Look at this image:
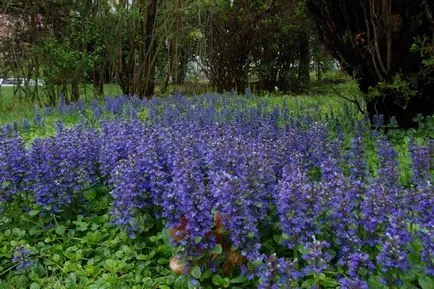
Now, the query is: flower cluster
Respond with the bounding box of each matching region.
[11,246,34,271]
[0,131,28,203]
[28,126,99,212]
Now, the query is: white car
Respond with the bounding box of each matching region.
[0,78,45,87]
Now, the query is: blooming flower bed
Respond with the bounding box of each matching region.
[0,93,433,288]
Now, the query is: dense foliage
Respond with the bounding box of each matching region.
[1,0,318,100]
[0,93,433,288]
[307,0,434,127]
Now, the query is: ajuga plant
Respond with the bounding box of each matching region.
[0,92,433,288]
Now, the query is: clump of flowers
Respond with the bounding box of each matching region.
[12,246,35,271]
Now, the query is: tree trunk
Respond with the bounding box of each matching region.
[93,67,104,97]
[298,30,310,91]
[176,48,188,85]
[162,37,177,94]
[71,78,80,102]
[143,0,157,99]
[307,0,434,128]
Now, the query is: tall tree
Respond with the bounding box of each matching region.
[196,0,278,93]
[1,0,109,103]
[250,0,315,92]
[307,0,434,127]
[114,0,161,98]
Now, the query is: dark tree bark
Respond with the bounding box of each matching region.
[298,30,311,91]
[143,0,157,98]
[118,37,135,95]
[116,0,159,99]
[71,78,80,102]
[307,0,434,128]
[93,66,104,97]
[202,0,277,93]
[176,47,188,85]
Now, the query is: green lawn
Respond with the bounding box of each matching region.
[0,84,123,123]
[0,79,363,125]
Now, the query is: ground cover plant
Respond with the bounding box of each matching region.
[0,92,433,289]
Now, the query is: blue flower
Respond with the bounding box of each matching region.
[12,247,34,271]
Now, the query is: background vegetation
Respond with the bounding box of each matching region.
[2,0,432,128]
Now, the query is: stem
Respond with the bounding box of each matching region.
[0,263,18,276]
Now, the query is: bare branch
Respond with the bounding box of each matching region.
[331,86,365,115]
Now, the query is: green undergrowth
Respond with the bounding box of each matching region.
[0,186,191,289]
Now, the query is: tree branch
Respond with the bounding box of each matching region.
[331,85,365,114]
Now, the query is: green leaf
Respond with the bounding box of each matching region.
[296,244,309,255]
[55,225,65,236]
[1,181,11,189]
[211,244,223,255]
[149,235,160,243]
[84,264,100,276]
[201,269,213,280]
[301,279,315,289]
[28,210,40,217]
[221,277,231,288]
[368,276,388,289]
[272,234,283,244]
[66,273,77,285]
[212,275,223,286]
[52,253,61,263]
[418,276,434,289]
[191,265,201,279]
[194,236,202,244]
[230,276,248,284]
[159,286,171,289]
[10,275,28,288]
[136,254,148,260]
[64,246,79,260]
[30,283,40,289]
[84,189,97,201]
[63,261,80,273]
[319,276,339,287]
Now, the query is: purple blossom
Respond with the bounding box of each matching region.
[301,237,332,275]
[12,247,34,271]
[0,132,29,203]
[377,215,412,274]
[339,277,368,289]
[376,135,400,188]
[257,254,278,289]
[409,140,431,188]
[347,131,367,182]
[91,99,102,119]
[22,118,30,130]
[372,114,384,128]
[29,126,99,211]
[347,252,375,278]
[34,110,43,126]
[167,133,214,252]
[277,163,319,249]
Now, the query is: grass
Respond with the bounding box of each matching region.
[0,77,362,126]
[0,84,122,124]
